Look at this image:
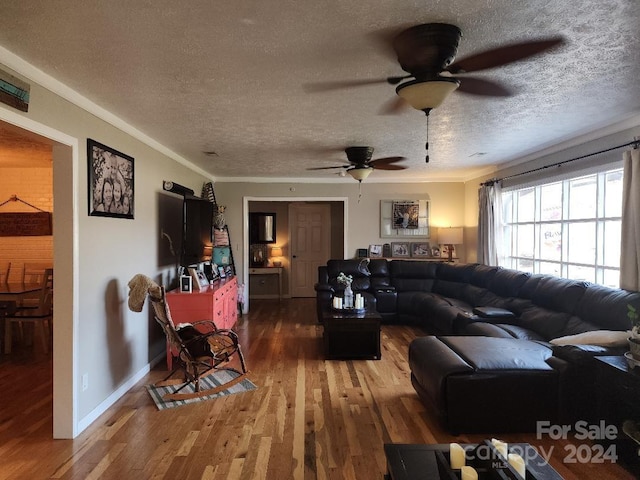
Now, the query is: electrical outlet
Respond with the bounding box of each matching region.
[82,373,89,391]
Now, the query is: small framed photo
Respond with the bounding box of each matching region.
[180,275,192,293]
[87,139,134,219]
[196,271,209,288]
[356,248,369,258]
[411,242,431,258]
[218,266,227,278]
[431,246,441,257]
[441,244,456,258]
[187,267,201,291]
[369,244,383,258]
[391,242,410,257]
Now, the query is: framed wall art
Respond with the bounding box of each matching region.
[391,242,410,257]
[411,242,432,258]
[380,199,429,238]
[369,244,383,258]
[87,138,134,219]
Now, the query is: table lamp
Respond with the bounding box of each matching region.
[439,227,463,262]
[271,246,283,267]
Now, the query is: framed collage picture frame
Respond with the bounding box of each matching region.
[380,199,430,238]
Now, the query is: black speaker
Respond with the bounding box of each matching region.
[162,180,194,197]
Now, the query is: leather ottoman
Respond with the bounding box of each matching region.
[408,335,559,433]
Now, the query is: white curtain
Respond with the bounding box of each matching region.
[620,148,640,291]
[477,182,503,266]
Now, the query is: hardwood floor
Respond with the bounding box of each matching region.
[0,298,637,479]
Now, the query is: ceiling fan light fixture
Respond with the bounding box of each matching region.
[347,166,373,181]
[395,77,460,112]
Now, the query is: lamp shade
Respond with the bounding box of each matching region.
[396,78,460,112]
[439,227,463,245]
[270,246,283,257]
[347,166,373,181]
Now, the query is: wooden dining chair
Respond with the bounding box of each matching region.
[4,268,53,354]
[22,262,53,283]
[0,261,10,283]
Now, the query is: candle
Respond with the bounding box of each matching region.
[460,466,478,480]
[508,453,526,478]
[449,442,465,469]
[491,438,508,458]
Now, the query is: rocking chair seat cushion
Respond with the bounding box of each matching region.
[176,324,214,358]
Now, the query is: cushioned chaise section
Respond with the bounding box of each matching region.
[408,336,473,415]
[409,336,558,433]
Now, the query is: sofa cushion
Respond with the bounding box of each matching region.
[489,268,531,298]
[468,264,500,288]
[531,276,588,314]
[326,259,372,291]
[368,259,392,289]
[575,284,640,331]
[517,306,573,340]
[390,260,438,292]
[550,330,631,347]
[440,336,553,371]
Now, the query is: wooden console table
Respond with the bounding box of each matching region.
[249,267,283,300]
[164,276,238,368]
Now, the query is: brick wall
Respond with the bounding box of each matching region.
[0,167,53,281]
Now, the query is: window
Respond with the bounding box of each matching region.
[500,167,623,288]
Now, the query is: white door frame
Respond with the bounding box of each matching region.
[242,196,348,313]
[0,108,79,439]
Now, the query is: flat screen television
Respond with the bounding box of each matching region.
[181,196,213,266]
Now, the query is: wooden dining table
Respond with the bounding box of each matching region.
[0,282,42,353]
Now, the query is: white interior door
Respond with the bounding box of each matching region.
[289,203,330,297]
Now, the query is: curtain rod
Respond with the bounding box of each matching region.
[481,138,640,187]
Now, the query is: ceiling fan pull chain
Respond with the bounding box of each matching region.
[425,115,430,163]
[358,180,363,203]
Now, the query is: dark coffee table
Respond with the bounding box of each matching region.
[320,302,381,360]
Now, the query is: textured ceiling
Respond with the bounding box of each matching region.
[1,0,640,181]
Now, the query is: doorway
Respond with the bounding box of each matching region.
[0,112,77,439]
[243,197,348,311]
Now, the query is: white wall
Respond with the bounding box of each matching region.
[0,56,210,437]
[215,181,468,286]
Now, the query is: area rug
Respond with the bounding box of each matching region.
[146,370,256,410]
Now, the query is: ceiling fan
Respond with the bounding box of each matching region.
[305,23,565,113]
[304,24,564,161]
[307,146,406,182]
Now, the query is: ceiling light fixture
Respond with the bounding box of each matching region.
[347,166,373,182]
[395,78,460,113]
[396,77,460,163]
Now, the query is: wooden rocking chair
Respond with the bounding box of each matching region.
[132,277,248,401]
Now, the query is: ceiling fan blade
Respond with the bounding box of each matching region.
[379,96,409,115]
[369,156,406,167]
[446,36,565,74]
[456,76,513,97]
[306,165,349,170]
[302,78,389,93]
[373,164,407,171]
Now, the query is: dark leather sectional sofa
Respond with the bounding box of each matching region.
[315,259,640,433]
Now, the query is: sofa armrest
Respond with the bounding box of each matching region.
[551,344,621,364]
[314,283,334,293]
